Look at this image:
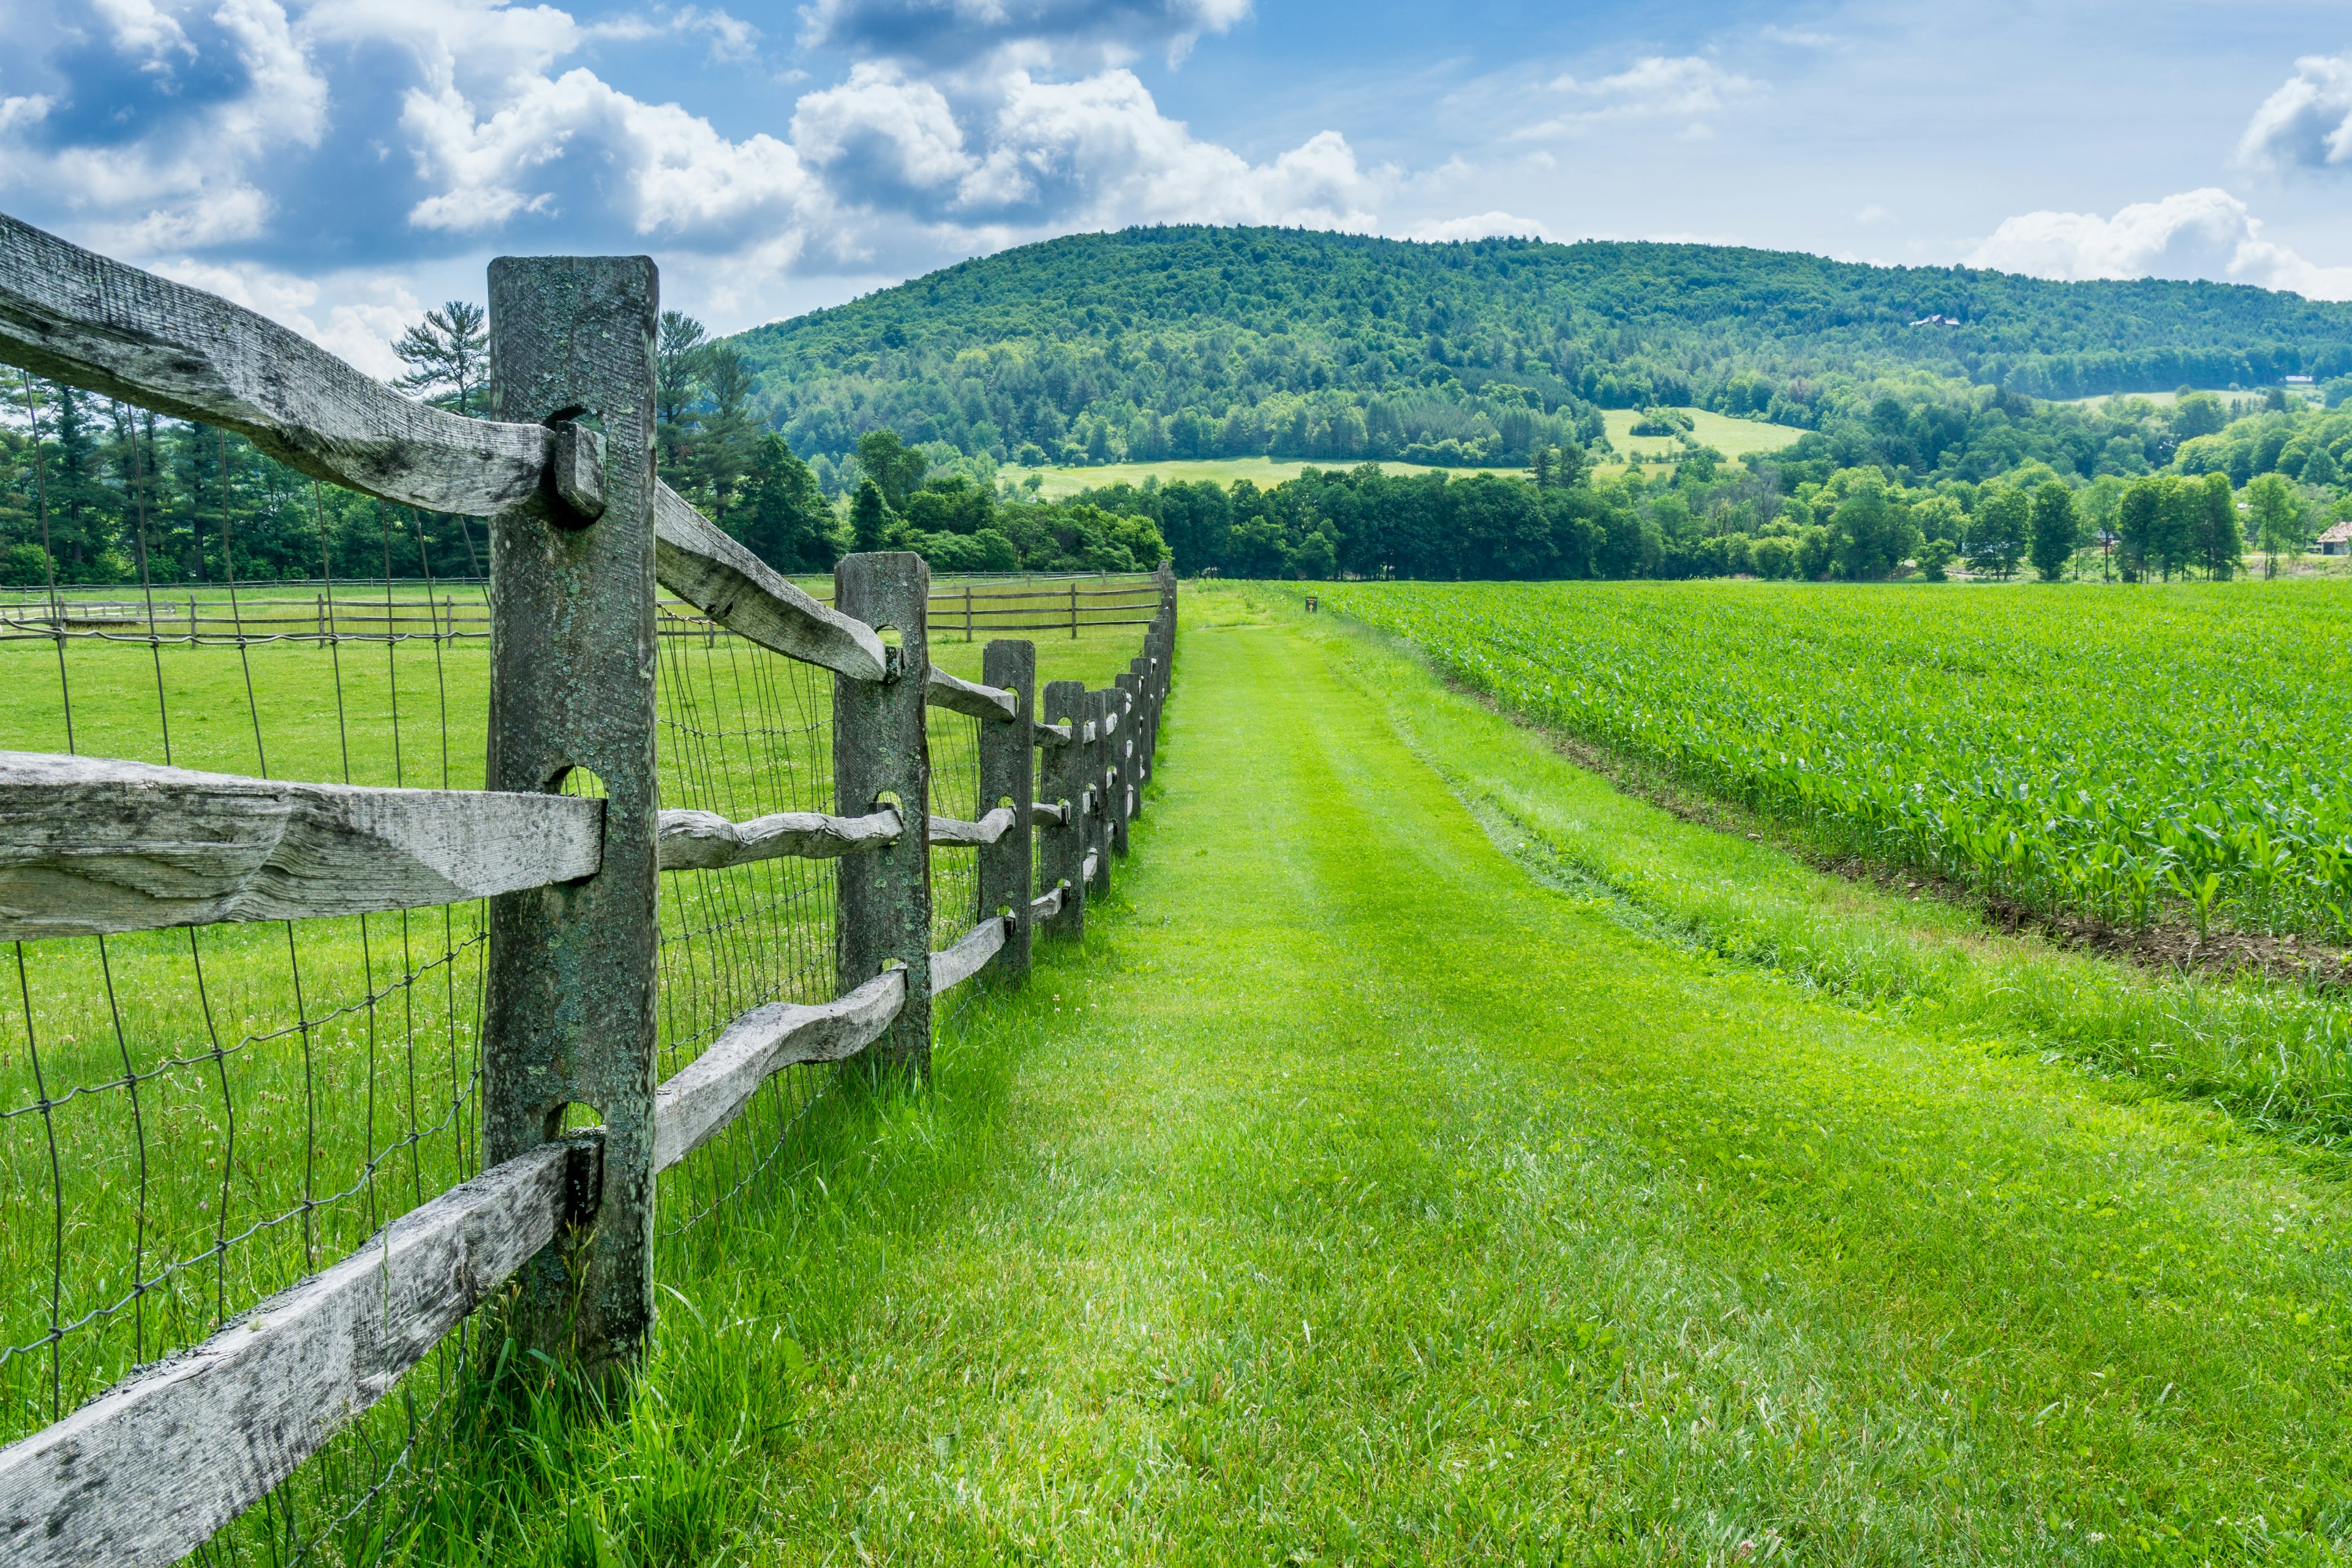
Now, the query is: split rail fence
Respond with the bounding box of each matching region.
[0,573,1165,645]
[0,211,1177,1566]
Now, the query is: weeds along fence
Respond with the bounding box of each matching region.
[0,572,1165,646]
[0,211,1177,1566]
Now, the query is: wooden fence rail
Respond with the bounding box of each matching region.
[0,211,1180,1568]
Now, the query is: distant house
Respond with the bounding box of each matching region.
[1908,314,1962,328]
[2319,520,2352,556]
[2285,375,2316,385]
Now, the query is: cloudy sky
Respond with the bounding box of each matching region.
[5,0,2351,377]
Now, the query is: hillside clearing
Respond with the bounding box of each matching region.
[1599,406,1807,461]
[1001,454,1529,500]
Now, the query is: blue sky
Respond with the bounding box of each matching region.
[4,0,2350,376]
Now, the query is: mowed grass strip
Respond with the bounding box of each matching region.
[406,595,2352,1564]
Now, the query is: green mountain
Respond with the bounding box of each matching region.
[729,225,2352,473]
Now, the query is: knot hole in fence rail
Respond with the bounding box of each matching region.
[481,254,662,1381]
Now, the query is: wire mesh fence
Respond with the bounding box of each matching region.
[652,603,841,1237]
[1,332,1172,1564]
[0,396,498,1564]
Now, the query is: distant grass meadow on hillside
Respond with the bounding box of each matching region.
[1316,576,2352,946]
[997,408,1804,499]
[1000,454,1529,500]
[1597,407,1807,462]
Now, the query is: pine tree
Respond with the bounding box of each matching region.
[391,303,489,415]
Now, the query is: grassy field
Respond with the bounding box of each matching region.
[1001,412,1803,498]
[1599,407,1807,463]
[297,584,2352,1565]
[0,618,1150,1475]
[17,586,2352,1561]
[1000,455,1528,500]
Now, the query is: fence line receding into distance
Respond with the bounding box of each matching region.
[0,209,1178,1567]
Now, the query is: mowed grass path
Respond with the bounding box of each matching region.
[693,600,2352,1565]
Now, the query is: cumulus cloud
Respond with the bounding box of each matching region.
[1516,55,1762,139]
[1965,187,2352,301]
[0,0,1378,360]
[955,73,1376,228]
[2236,52,2352,173]
[149,256,422,378]
[801,0,1251,70]
[1401,211,1553,243]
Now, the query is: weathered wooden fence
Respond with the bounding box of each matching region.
[0,573,1163,644]
[0,212,1177,1565]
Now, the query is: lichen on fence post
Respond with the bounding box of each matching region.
[980,639,1036,986]
[835,551,934,1078]
[481,254,662,1382]
[1039,677,1088,938]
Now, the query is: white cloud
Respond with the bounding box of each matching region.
[0,96,55,134]
[1759,25,1838,48]
[1516,56,1762,139]
[0,0,1380,352]
[792,64,973,195]
[2236,53,2352,173]
[149,257,421,379]
[956,71,1377,228]
[1965,187,2352,300]
[1,0,329,256]
[799,0,1252,70]
[1400,210,1553,243]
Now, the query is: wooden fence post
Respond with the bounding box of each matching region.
[1039,677,1087,937]
[1068,579,1078,639]
[481,254,661,1382]
[834,551,933,1079]
[1086,687,1113,903]
[1110,673,1137,854]
[979,639,1035,986]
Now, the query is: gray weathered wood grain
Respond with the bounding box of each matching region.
[652,485,888,681]
[481,253,661,1378]
[0,213,554,517]
[979,639,1036,985]
[929,914,1009,997]
[0,1140,574,1568]
[1081,850,1100,885]
[1031,720,1073,748]
[834,552,933,1076]
[0,752,602,939]
[926,806,1016,847]
[1038,679,1090,939]
[924,665,1019,722]
[1030,801,1069,827]
[1030,886,1064,920]
[650,968,905,1173]
[657,807,900,870]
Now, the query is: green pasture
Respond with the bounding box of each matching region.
[281,583,2352,1566]
[0,618,1148,1464]
[1000,455,1528,500]
[1599,406,1806,464]
[16,584,2352,1563]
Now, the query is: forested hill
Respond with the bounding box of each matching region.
[729,226,2352,470]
